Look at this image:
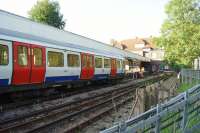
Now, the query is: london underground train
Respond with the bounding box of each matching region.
[0,10,150,94]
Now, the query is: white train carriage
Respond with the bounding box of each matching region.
[0,40,12,86]
[0,10,150,93]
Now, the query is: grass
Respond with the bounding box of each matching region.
[177,83,195,93]
[177,80,200,93]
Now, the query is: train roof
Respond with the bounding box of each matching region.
[0,10,150,62]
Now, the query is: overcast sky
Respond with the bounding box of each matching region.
[0,0,169,43]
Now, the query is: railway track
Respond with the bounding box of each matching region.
[0,78,135,112]
[0,74,171,133]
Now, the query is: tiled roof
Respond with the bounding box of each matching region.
[119,37,155,50]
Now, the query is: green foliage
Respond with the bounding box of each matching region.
[177,82,195,93]
[155,0,200,68]
[28,0,65,29]
[177,78,200,93]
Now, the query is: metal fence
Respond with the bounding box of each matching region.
[100,79,200,133]
[181,69,200,85]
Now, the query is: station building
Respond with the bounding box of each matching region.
[111,37,168,73]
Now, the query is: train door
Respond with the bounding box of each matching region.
[0,40,12,86]
[81,53,88,79]
[12,41,46,85]
[30,45,46,83]
[12,42,31,85]
[110,58,117,77]
[80,53,94,79]
[88,54,94,79]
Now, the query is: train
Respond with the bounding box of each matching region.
[0,10,150,94]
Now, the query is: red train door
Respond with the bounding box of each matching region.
[80,53,94,80]
[12,42,46,85]
[12,42,31,85]
[30,45,46,83]
[110,58,117,77]
[88,55,94,79]
[81,53,88,79]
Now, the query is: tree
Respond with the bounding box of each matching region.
[28,0,65,29]
[155,0,200,68]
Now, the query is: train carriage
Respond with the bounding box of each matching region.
[0,10,150,94]
[0,40,12,86]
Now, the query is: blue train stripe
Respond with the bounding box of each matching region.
[45,75,79,83]
[0,79,9,86]
[117,73,124,76]
[93,74,109,79]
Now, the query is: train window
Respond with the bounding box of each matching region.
[88,56,93,67]
[18,46,28,66]
[33,48,42,66]
[95,57,102,68]
[67,54,80,67]
[48,51,64,67]
[123,60,126,69]
[0,44,8,65]
[111,59,116,68]
[104,58,111,68]
[82,54,87,67]
[120,60,122,68]
[117,60,121,68]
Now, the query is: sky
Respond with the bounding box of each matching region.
[0,0,169,43]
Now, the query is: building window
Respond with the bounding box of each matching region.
[33,48,42,66]
[67,54,80,67]
[104,58,111,68]
[0,44,8,65]
[18,46,28,66]
[95,57,102,68]
[88,56,93,67]
[48,51,64,67]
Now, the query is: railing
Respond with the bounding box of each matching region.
[181,69,200,86]
[100,83,200,133]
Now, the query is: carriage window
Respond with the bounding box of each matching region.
[88,56,93,67]
[33,48,42,66]
[95,57,102,68]
[104,58,111,68]
[123,61,126,69]
[48,51,64,67]
[67,54,80,67]
[0,44,8,65]
[82,55,87,67]
[112,59,116,66]
[18,46,28,66]
[117,60,121,68]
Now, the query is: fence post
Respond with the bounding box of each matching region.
[196,70,198,85]
[181,69,183,84]
[189,70,192,84]
[155,103,161,133]
[198,70,199,84]
[182,91,188,132]
[118,121,127,133]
